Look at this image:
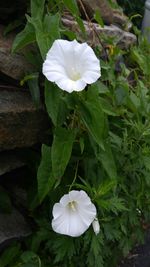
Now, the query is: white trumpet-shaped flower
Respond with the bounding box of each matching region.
[52,190,97,237]
[43,39,101,93]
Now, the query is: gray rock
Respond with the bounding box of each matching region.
[0,151,25,176]
[62,17,137,49]
[0,25,34,80]
[0,87,49,151]
[77,0,130,29]
[0,207,31,246]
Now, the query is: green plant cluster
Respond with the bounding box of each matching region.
[1,0,150,266]
[117,0,145,27]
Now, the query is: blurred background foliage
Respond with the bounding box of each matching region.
[117,0,145,27]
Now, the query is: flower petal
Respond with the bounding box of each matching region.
[55,78,86,93]
[52,203,65,219]
[42,39,101,93]
[60,194,70,206]
[82,70,101,84]
[51,190,97,237]
[52,205,92,237]
[77,202,96,226]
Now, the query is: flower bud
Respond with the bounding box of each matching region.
[92,217,100,235]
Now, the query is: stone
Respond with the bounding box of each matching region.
[0,25,34,80]
[77,0,113,24]
[77,0,130,28]
[61,17,137,49]
[0,87,49,151]
[118,230,150,267]
[0,0,26,23]
[0,207,31,248]
[0,151,24,176]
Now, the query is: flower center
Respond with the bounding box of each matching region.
[68,201,77,211]
[69,67,81,81]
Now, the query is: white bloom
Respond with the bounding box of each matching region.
[43,39,101,93]
[92,217,100,235]
[52,190,97,237]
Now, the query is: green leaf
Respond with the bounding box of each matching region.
[12,22,36,53]
[0,244,21,267]
[93,81,109,94]
[62,29,76,40]
[21,73,41,107]
[29,13,60,59]
[37,145,55,202]
[31,0,45,19]
[100,97,117,116]
[28,75,41,107]
[79,137,84,154]
[76,16,86,34]
[52,236,76,263]
[143,156,150,171]
[92,139,117,179]
[45,80,68,126]
[51,127,76,178]
[4,19,22,35]
[94,10,104,27]
[78,91,105,150]
[103,223,121,241]
[63,0,79,16]
[45,81,60,125]
[21,251,38,263]
[97,197,127,213]
[96,180,116,197]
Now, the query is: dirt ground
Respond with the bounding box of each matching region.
[118,230,150,267]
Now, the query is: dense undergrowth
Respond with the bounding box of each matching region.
[117,0,145,28]
[1,0,150,267]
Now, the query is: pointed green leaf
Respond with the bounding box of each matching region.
[92,139,117,179]
[96,180,116,197]
[22,73,41,107]
[30,13,60,59]
[31,0,45,19]
[63,0,79,16]
[94,10,104,27]
[12,22,36,53]
[51,127,76,178]
[37,145,55,202]
[78,92,105,149]
[45,80,68,126]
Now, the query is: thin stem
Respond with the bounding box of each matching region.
[78,0,108,59]
[69,161,79,191]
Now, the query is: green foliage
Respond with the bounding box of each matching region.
[45,80,69,126]
[4,1,150,267]
[117,0,144,27]
[12,22,36,53]
[78,88,106,150]
[51,127,76,179]
[37,144,55,203]
[0,243,21,267]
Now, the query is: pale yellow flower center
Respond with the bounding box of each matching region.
[68,201,77,211]
[69,67,81,81]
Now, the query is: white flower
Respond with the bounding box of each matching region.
[92,217,100,235]
[42,39,101,93]
[52,190,97,237]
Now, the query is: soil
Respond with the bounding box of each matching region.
[118,230,150,267]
